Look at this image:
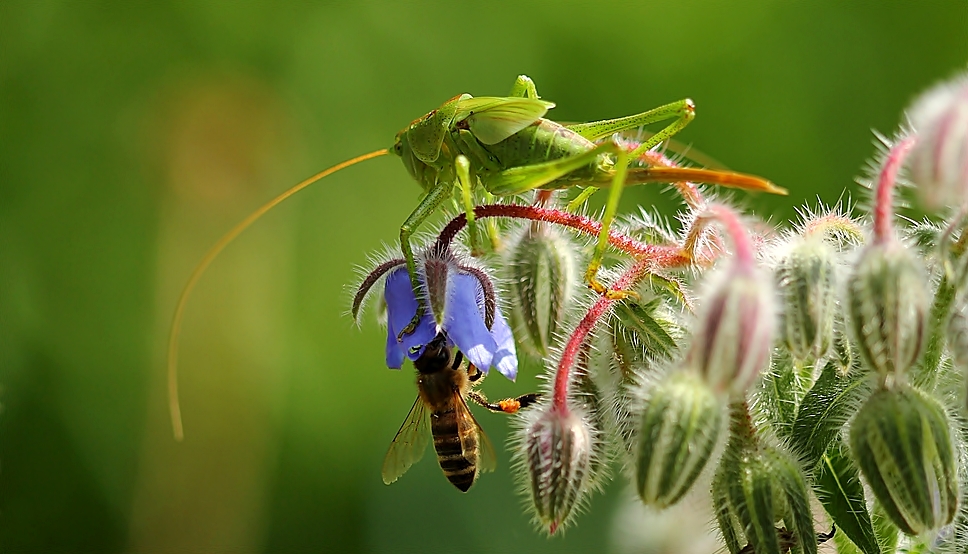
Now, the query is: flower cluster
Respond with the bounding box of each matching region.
[354,71,968,553]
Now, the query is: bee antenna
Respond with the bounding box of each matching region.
[167,148,388,441]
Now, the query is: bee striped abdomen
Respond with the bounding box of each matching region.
[432,408,479,492]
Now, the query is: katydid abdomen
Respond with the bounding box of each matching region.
[468,119,605,190]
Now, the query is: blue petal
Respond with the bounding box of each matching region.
[384,268,437,364]
[490,307,518,380]
[385,325,405,369]
[444,273,496,371]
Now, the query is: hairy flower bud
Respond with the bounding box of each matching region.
[523,404,592,534]
[636,371,723,508]
[713,432,816,554]
[687,262,775,395]
[847,242,929,377]
[849,384,958,535]
[507,226,577,356]
[907,73,968,210]
[776,236,838,361]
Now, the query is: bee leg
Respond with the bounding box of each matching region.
[467,364,485,383]
[467,391,542,414]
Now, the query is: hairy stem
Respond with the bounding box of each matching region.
[912,274,959,391]
[434,204,691,267]
[873,136,917,243]
[703,204,756,267]
[552,258,653,411]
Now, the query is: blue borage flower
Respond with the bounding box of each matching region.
[353,246,518,380]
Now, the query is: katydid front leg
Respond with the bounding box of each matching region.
[399,180,453,337]
[455,155,484,256]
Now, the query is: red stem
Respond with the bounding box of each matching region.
[707,205,754,265]
[873,136,917,243]
[552,258,652,411]
[434,204,689,266]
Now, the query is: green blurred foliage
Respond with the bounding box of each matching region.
[0,1,965,553]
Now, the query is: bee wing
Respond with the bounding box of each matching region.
[456,394,498,474]
[457,96,555,145]
[382,397,431,485]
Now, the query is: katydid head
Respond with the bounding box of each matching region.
[391,94,471,187]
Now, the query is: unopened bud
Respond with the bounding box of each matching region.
[688,262,776,395]
[523,404,592,534]
[636,371,723,508]
[907,73,968,211]
[776,236,838,361]
[714,438,817,554]
[849,384,958,535]
[507,227,577,355]
[847,242,929,377]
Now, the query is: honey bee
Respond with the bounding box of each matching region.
[382,332,538,492]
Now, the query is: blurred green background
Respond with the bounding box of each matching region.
[1,1,965,553]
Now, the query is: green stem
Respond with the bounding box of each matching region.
[727,399,758,448]
[912,274,958,391]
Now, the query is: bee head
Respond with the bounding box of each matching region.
[413,333,452,375]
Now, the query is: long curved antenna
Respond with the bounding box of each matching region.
[168,148,388,441]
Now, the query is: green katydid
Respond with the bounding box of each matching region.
[388,74,782,333]
[166,74,783,440]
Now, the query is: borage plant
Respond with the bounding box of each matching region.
[354,72,968,553]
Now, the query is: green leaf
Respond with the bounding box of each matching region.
[833,530,863,554]
[611,297,679,360]
[790,360,871,468]
[872,499,900,552]
[639,273,690,308]
[815,440,880,554]
[758,350,801,436]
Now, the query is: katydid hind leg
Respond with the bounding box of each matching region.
[566,99,695,145]
[582,102,695,297]
[584,145,630,296]
[482,141,618,197]
[509,75,540,99]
